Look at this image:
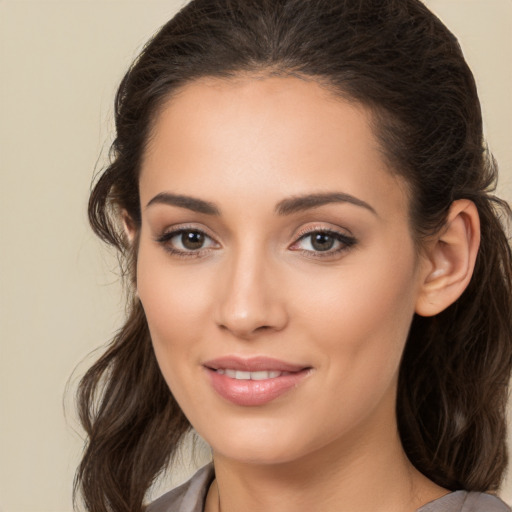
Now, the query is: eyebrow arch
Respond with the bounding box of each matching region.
[275,192,377,216]
[146,191,377,217]
[146,193,220,215]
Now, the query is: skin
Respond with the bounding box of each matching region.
[134,76,462,512]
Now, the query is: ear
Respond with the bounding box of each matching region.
[415,199,480,317]
[121,210,140,294]
[121,209,137,245]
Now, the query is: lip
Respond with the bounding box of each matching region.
[203,356,312,406]
[203,356,307,373]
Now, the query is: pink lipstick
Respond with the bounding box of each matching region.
[203,356,311,406]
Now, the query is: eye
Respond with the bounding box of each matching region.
[156,228,219,256]
[290,229,357,256]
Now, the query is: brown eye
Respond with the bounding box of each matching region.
[310,233,335,251]
[181,230,205,250]
[156,228,218,256]
[290,229,357,256]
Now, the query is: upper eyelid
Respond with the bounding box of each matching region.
[293,223,354,239]
[157,223,218,239]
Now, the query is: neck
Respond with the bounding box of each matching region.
[205,395,447,512]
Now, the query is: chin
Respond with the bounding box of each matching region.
[199,420,325,466]
[213,442,304,466]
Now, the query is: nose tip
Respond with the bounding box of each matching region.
[214,260,288,340]
[217,306,283,340]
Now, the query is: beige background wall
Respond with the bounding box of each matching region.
[0,1,510,511]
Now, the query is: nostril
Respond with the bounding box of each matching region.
[255,325,272,332]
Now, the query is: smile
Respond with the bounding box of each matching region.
[203,356,312,406]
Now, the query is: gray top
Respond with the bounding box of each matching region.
[148,464,511,512]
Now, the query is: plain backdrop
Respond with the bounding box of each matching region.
[0,1,511,511]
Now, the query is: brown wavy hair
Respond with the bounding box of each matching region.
[75,1,512,511]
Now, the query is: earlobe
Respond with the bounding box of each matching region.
[415,200,480,317]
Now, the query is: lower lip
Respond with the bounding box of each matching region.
[206,368,310,406]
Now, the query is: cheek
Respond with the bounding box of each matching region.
[293,242,419,387]
[300,243,416,327]
[135,244,215,383]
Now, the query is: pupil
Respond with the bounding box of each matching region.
[182,231,204,250]
[312,233,334,251]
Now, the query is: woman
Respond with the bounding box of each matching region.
[75,1,512,511]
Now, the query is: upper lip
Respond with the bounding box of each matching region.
[203,356,309,373]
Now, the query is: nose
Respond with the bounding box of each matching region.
[214,248,288,340]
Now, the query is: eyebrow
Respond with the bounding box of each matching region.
[146,191,377,216]
[146,193,220,215]
[275,192,377,216]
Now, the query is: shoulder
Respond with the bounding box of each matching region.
[417,490,511,512]
[147,464,215,512]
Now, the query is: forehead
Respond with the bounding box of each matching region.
[140,75,409,220]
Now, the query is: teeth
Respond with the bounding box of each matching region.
[252,370,279,380]
[216,369,285,380]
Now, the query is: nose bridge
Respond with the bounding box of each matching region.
[215,239,287,338]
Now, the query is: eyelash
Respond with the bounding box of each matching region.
[155,225,218,259]
[291,227,357,259]
[155,226,357,260]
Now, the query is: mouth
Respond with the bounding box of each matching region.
[203,356,312,406]
[213,369,291,380]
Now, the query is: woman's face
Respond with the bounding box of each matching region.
[136,76,428,465]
